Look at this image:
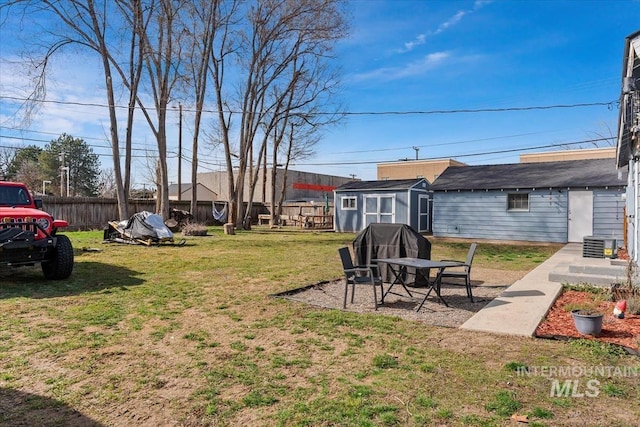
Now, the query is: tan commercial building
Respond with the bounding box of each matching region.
[519,147,615,163]
[377,159,466,183]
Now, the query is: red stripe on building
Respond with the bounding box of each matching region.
[293,182,336,192]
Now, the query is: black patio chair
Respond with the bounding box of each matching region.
[338,246,384,310]
[439,242,477,302]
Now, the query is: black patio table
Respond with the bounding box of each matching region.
[373,258,465,312]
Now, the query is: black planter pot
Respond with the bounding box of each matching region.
[571,310,603,336]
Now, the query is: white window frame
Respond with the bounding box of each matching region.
[363,194,396,224]
[507,193,530,211]
[341,196,357,210]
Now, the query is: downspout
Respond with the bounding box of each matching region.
[635,161,639,263]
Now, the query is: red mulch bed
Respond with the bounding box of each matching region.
[536,290,640,354]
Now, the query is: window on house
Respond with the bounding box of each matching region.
[341,196,357,210]
[507,193,529,211]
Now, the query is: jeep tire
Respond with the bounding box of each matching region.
[42,235,74,280]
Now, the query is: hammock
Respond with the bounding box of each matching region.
[213,202,228,223]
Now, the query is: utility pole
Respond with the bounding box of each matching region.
[59,152,65,197]
[178,102,182,201]
[262,143,267,203]
[63,167,70,197]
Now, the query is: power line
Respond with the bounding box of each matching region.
[0,132,616,167]
[0,134,164,154]
[0,94,617,116]
[3,123,611,166]
[0,126,112,143]
[327,130,571,155]
[0,126,203,157]
[290,137,615,167]
[340,102,616,115]
[0,144,178,159]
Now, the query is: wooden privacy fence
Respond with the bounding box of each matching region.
[40,197,334,231]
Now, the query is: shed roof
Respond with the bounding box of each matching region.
[335,178,428,192]
[430,158,626,191]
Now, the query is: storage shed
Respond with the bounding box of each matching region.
[334,178,431,233]
[430,158,626,243]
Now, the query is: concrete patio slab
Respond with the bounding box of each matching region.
[460,243,582,336]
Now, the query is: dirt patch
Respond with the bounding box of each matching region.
[277,265,524,328]
[536,290,640,353]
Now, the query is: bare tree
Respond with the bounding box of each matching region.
[97,168,117,198]
[208,0,242,225]
[182,0,239,215]
[2,0,347,224]
[15,160,43,194]
[112,0,149,212]
[2,145,43,181]
[0,147,17,179]
[210,0,348,228]
[272,119,321,221]
[128,0,187,219]
[139,148,162,201]
[254,2,346,226]
[0,0,145,219]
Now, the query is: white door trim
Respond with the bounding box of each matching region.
[568,190,593,243]
[418,194,430,232]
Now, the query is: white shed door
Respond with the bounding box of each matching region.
[568,191,593,243]
[364,195,395,226]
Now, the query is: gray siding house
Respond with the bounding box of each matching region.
[334,179,431,233]
[616,30,640,263]
[430,158,626,243]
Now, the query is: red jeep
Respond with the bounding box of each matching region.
[0,181,74,279]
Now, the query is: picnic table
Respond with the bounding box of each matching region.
[298,214,333,229]
[258,214,271,225]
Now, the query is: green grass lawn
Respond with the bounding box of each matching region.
[0,228,638,426]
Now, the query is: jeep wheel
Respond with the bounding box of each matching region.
[42,235,74,280]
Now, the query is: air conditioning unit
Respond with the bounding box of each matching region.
[582,236,616,259]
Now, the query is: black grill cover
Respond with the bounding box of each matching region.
[352,223,431,286]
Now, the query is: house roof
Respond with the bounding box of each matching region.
[429,158,626,191]
[335,178,429,192]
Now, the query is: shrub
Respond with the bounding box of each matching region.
[626,296,640,315]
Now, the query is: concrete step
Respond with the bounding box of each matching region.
[548,266,624,287]
[568,263,628,276]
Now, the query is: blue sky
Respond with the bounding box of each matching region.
[0,0,639,185]
[311,0,639,179]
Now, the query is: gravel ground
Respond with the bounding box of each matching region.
[278,278,509,328]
